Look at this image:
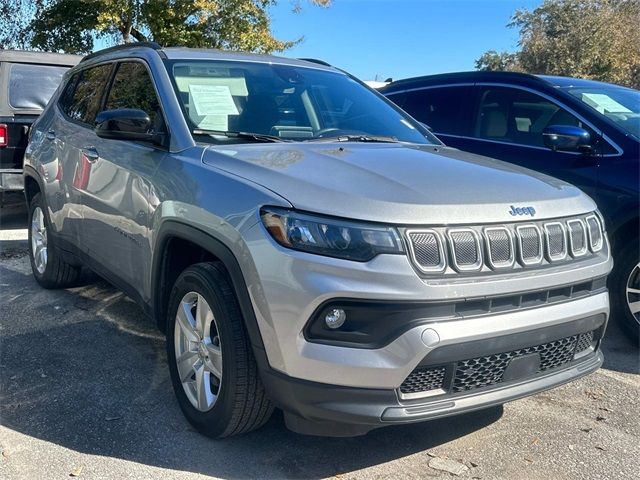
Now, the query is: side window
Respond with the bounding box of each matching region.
[105,62,165,133]
[474,87,594,148]
[58,73,80,114]
[65,64,112,125]
[401,87,473,135]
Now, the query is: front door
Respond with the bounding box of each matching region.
[460,86,600,199]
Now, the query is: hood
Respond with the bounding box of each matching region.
[202,142,596,224]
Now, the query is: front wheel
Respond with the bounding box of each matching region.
[611,240,640,345]
[166,262,273,438]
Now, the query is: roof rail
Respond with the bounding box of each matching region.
[298,58,332,67]
[81,41,162,62]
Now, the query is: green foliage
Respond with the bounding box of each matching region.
[476,0,640,88]
[0,0,331,54]
[475,50,520,72]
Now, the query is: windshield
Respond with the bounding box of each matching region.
[9,63,69,110]
[564,84,640,138]
[165,60,438,144]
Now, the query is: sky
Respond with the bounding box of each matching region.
[269,0,542,81]
[93,0,543,81]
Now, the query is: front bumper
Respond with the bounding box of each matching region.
[259,333,604,436]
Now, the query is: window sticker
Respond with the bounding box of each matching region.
[189,85,239,116]
[175,76,248,96]
[197,114,228,131]
[581,93,632,114]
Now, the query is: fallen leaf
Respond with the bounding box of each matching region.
[595,446,606,451]
[524,458,534,463]
[70,466,83,477]
[531,437,540,445]
[469,461,479,468]
[429,457,469,476]
[105,416,121,422]
[598,407,613,413]
[596,415,606,422]
[580,427,593,433]
[568,445,575,451]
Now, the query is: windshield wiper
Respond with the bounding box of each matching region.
[193,129,287,143]
[305,135,400,143]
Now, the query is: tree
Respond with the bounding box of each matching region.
[0,0,37,49]
[475,50,520,72]
[476,0,640,88]
[0,0,331,54]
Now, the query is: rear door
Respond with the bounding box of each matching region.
[79,60,168,297]
[47,63,113,245]
[395,85,476,142]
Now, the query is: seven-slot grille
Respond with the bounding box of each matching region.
[398,331,596,399]
[407,214,604,274]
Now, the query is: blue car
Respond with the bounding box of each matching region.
[381,72,639,341]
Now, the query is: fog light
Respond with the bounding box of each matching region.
[325,308,346,329]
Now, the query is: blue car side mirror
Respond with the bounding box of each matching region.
[543,125,592,153]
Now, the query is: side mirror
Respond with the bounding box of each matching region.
[95,109,159,144]
[543,125,591,153]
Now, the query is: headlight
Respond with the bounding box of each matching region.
[260,208,404,261]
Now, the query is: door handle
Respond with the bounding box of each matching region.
[45,130,56,141]
[82,147,99,163]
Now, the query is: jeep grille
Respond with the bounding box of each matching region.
[406,214,604,275]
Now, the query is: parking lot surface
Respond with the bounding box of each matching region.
[1,193,639,480]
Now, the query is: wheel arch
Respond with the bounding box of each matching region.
[23,165,44,205]
[609,214,640,254]
[151,221,267,355]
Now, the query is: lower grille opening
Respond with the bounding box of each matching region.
[399,366,446,398]
[400,331,596,399]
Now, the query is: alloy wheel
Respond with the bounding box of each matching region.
[174,292,223,412]
[627,262,640,325]
[31,206,48,274]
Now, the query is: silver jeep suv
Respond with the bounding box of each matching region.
[24,43,613,438]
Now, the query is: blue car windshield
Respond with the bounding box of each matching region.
[565,84,640,139]
[165,60,439,144]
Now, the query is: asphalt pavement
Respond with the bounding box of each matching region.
[1,192,638,480]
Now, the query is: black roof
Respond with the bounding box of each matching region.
[80,41,163,63]
[381,70,628,93]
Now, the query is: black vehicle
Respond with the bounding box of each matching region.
[381,72,640,342]
[0,50,81,192]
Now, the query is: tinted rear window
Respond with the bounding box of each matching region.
[8,63,69,110]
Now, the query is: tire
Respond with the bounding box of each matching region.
[28,192,81,289]
[166,262,274,438]
[610,240,640,345]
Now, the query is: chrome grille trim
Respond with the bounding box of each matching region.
[484,226,515,269]
[586,215,603,252]
[405,229,447,273]
[405,213,606,275]
[447,228,483,272]
[567,219,588,257]
[544,222,567,262]
[516,224,543,266]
